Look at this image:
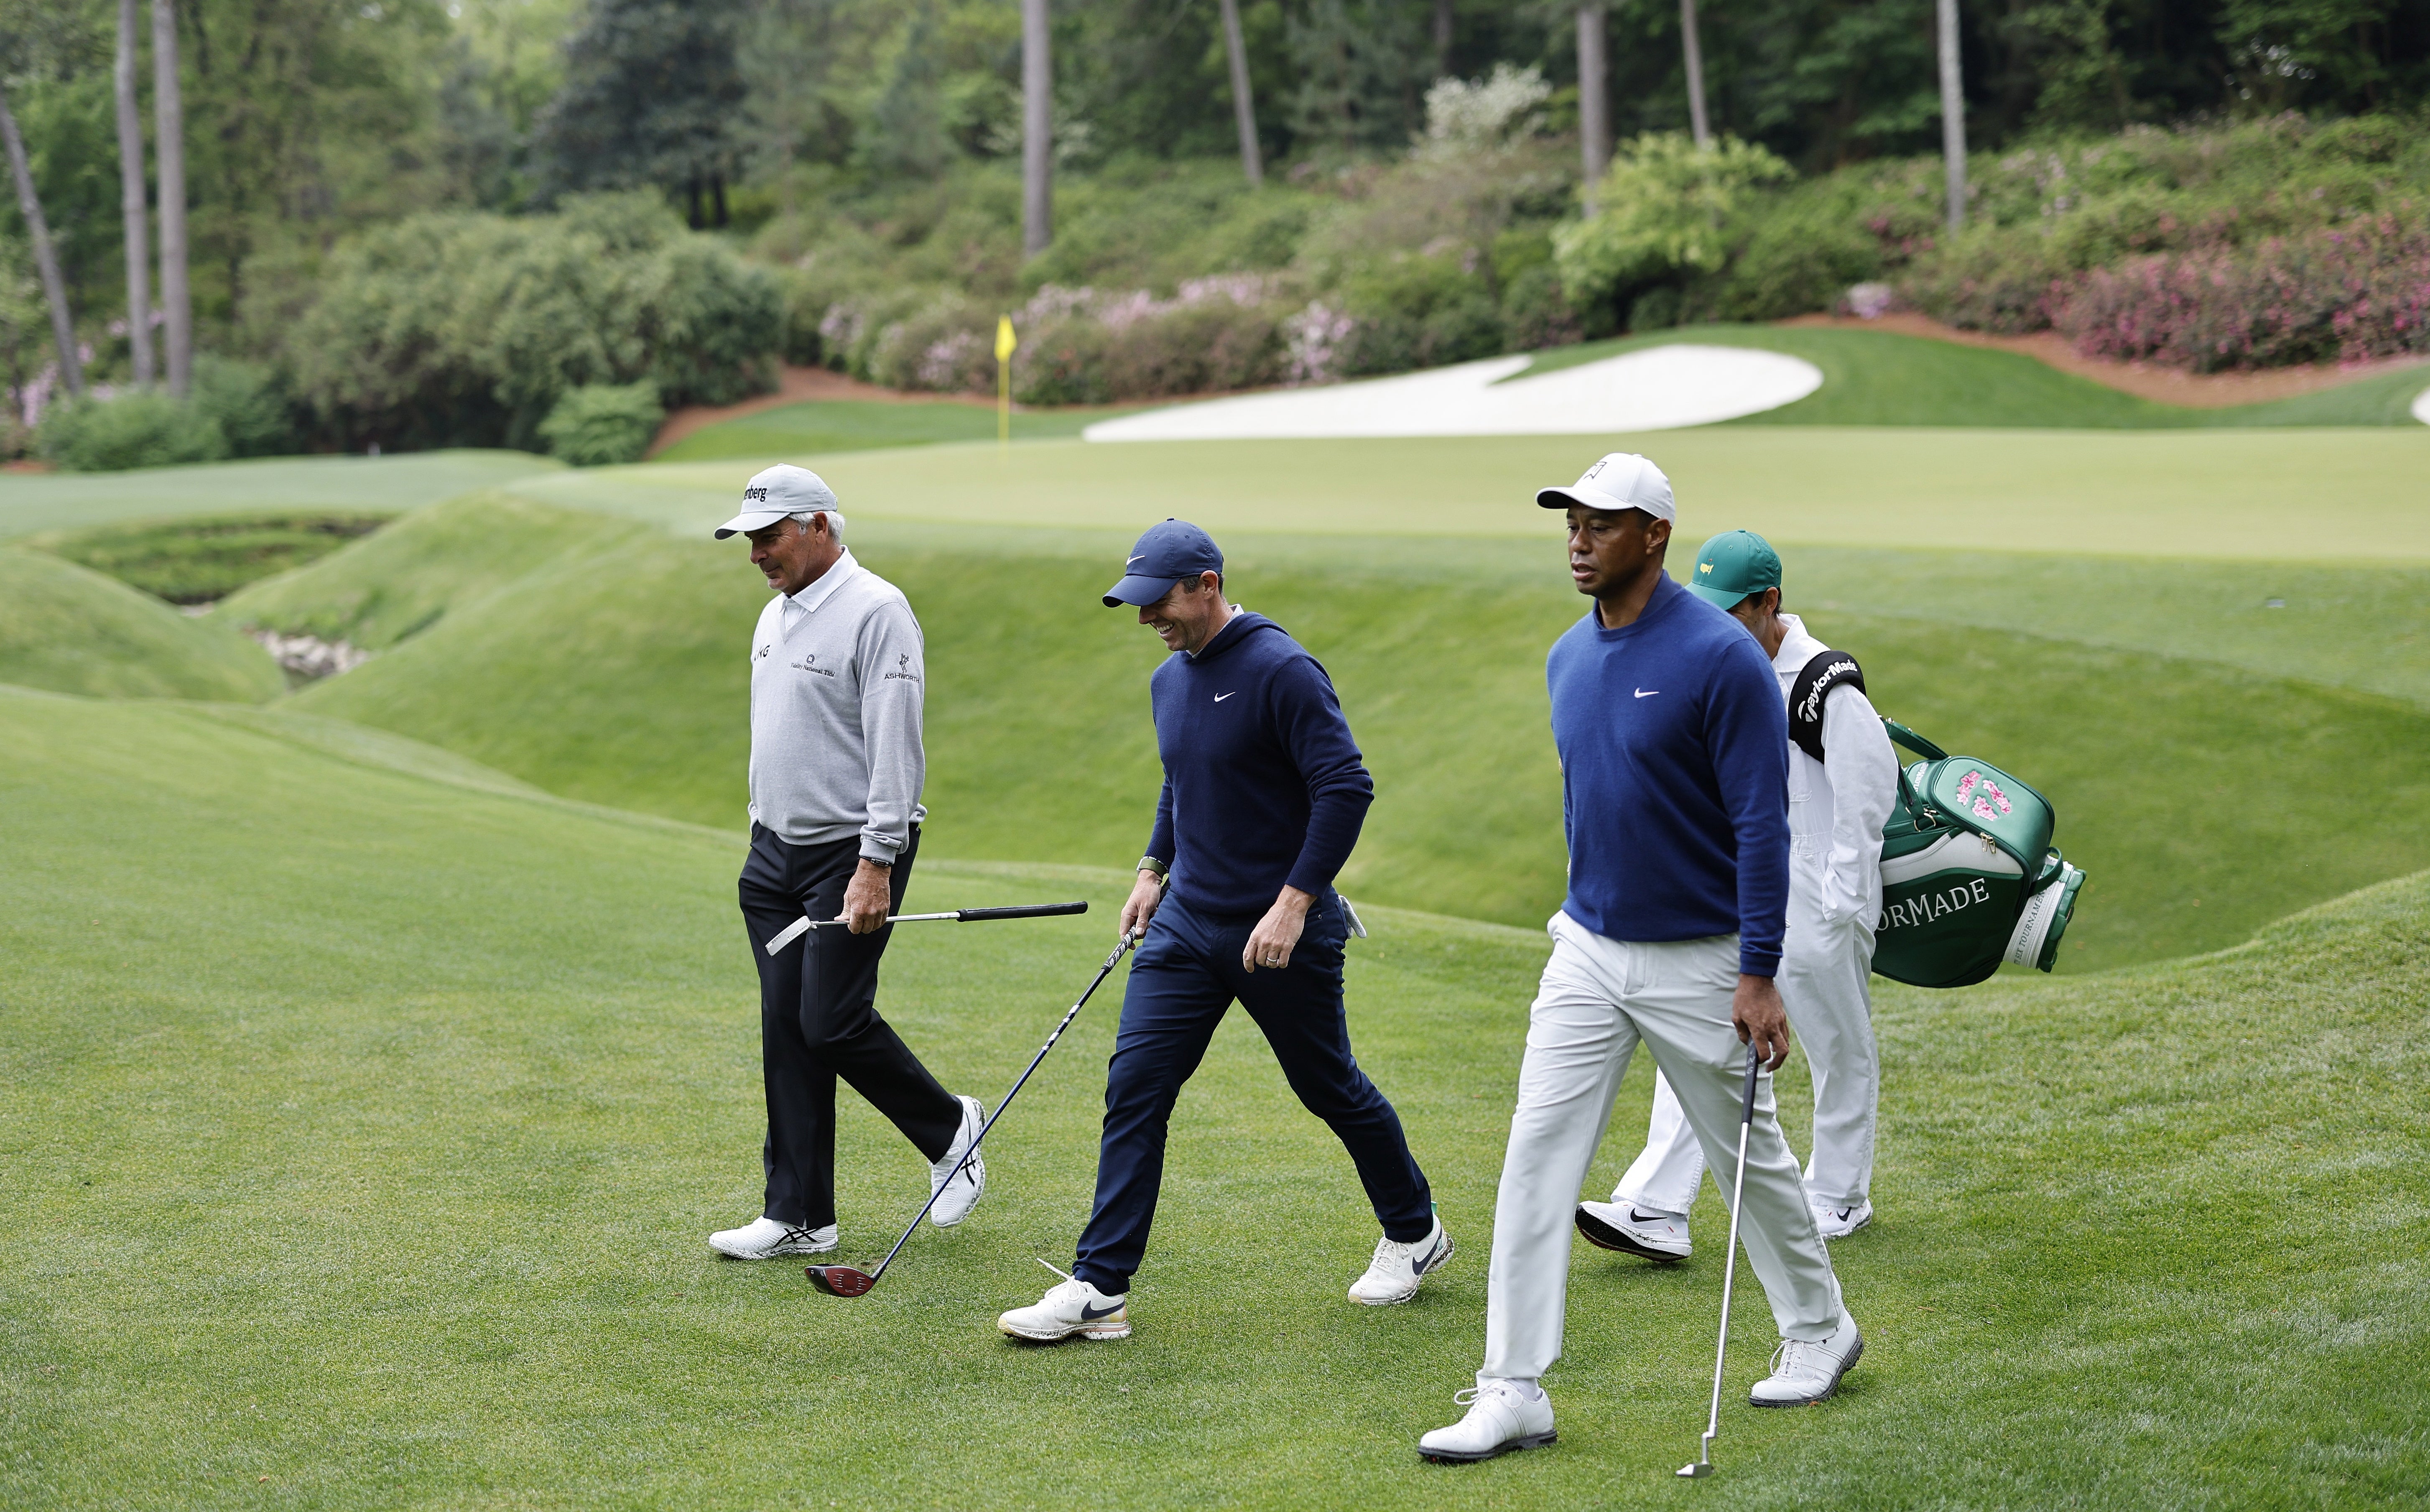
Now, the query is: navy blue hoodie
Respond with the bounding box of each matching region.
[1144,612,1374,915]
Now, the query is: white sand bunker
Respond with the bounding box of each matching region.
[2412,382,2430,426]
[1083,344,1824,442]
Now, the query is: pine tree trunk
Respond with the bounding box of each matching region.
[1219,0,1262,187]
[1937,0,1967,230]
[1434,0,1455,76]
[0,84,84,400]
[1577,8,1609,210]
[1021,0,1051,257]
[1679,0,1711,148]
[713,174,729,229]
[116,0,155,388]
[151,0,191,398]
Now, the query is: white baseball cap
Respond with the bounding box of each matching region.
[1535,452,1676,523]
[714,464,841,538]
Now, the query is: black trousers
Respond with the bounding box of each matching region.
[739,824,960,1229]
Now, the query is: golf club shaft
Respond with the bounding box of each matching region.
[765,901,1088,956]
[853,934,1137,1287]
[1698,1040,1765,1466]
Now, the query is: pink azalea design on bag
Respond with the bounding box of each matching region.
[1956,770,2012,821]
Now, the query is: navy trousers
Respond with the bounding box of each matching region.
[1073,890,1434,1294]
[739,824,960,1229]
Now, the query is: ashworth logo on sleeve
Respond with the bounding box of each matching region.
[883,652,921,682]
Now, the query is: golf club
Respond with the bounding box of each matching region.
[764,900,1088,956]
[806,929,1139,1297]
[1678,1038,1765,1480]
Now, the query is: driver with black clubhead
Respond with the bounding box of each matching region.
[1416,455,1861,1467]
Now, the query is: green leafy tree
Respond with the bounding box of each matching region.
[532,0,748,227]
[1552,130,1792,311]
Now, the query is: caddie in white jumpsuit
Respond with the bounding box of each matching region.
[1418,460,1861,1466]
[1582,530,1900,1253]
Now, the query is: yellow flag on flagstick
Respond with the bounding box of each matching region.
[994,316,1017,449]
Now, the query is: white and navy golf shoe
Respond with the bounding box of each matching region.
[928,1094,989,1227]
[1349,1209,1454,1305]
[1810,1197,1874,1239]
[997,1262,1130,1343]
[707,1216,837,1260]
[1417,1378,1557,1464]
[1575,1199,1692,1260]
[1750,1313,1863,1406]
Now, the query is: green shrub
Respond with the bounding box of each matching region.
[1553,133,1795,319]
[537,381,664,466]
[190,355,299,458]
[36,390,230,472]
[288,192,779,451]
[28,512,389,603]
[1336,252,1504,374]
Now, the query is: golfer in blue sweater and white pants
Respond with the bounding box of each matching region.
[999,520,1445,1343]
[1420,455,1860,1463]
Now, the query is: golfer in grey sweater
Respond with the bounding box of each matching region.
[704,464,990,1262]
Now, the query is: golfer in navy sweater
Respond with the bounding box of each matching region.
[998,520,1445,1344]
[1420,455,1859,1464]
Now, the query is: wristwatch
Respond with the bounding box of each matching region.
[1137,856,1169,883]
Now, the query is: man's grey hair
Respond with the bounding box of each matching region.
[789,509,846,543]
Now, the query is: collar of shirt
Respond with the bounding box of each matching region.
[781,548,861,632]
[1771,610,1827,676]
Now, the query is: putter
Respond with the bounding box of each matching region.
[806,930,1139,1297]
[765,901,1087,956]
[1678,1038,1766,1480]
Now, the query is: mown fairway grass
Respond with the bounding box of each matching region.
[4,687,2425,1510]
[0,550,282,701]
[651,398,1132,464]
[236,497,2430,969]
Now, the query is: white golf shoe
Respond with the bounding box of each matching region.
[707,1216,836,1260]
[1810,1198,1874,1239]
[1750,1313,1863,1406]
[1575,1199,1692,1260]
[996,1262,1130,1343]
[1417,1378,1558,1464]
[1349,1209,1453,1305]
[928,1094,989,1227]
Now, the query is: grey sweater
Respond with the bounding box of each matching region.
[746,550,928,860]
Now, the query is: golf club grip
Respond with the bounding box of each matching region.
[955,902,1088,923]
[1739,1040,1762,1122]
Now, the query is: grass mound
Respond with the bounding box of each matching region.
[24,513,391,605]
[251,502,2430,968]
[0,550,282,702]
[3,685,2422,1508]
[0,449,564,543]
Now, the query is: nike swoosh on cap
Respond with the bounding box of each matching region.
[1080,1300,1123,1320]
[1127,555,1146,564]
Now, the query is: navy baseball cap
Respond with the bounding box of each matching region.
[1103,519,1224,607]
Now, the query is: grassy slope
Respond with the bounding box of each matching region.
[3,686,2423,1509]
[265,505,2430,968]
[1521,324,2430,428]
[22,512,393,605]
[0,450,562,541]
[532,424,2430,562]
[0,550,283,701]
[651,399,1129,464]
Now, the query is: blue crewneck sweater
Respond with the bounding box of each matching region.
[1144,612,1374,915]
[1547,574,1789,976]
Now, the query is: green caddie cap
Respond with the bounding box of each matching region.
[1685,529,1782,609]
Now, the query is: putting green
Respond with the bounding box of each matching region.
[525,426,2430,563]
[4,686,2423,1508]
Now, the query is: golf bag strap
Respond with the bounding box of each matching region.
[1787,650,1866,765]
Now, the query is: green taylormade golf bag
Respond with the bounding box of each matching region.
[1872,720,2088,989]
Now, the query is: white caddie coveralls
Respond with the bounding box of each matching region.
[1612,611,1899,1218]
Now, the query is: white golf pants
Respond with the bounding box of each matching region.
[1615,891,1879,1214]
[1481,916,1847,1384]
